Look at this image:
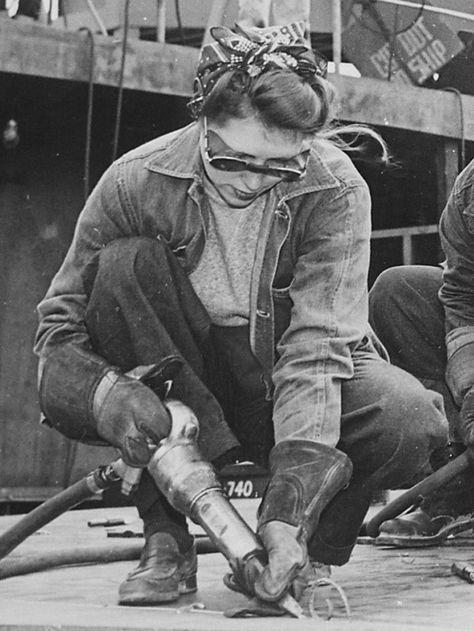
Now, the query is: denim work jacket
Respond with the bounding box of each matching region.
[439,159,474,405]
[35,123,375,448]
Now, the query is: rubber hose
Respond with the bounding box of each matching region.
[0,537,216,579]
[0,470,107,561]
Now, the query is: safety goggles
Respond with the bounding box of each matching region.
[203,117,310,182]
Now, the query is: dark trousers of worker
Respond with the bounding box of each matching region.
[368,265,474,518]
[369,265,460,435]
[83,239,448,565]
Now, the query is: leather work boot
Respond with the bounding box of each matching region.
[378,443,474,544]
[377,506,454,540]
[118,532,197,605]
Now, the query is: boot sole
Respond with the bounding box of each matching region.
[119,574,197,606]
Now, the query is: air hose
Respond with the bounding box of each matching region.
[0,464,118,564]
[0,461,215,579]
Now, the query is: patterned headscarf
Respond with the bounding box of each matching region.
[188,21,328,118]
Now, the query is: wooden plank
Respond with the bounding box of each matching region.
[435,139,460,216]
[331,73,474,142]
[203,0,231,45]
[1,505,474,630]
[0,19,198,98]
[371,224,439,238]
[371,225,440,265]
[402,233,414,265]
[1,19,474,140]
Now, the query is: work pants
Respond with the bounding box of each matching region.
[369,265,474,518]
[83,239,448,565]
[369,265,460,436]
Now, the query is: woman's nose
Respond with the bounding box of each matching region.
[240,170,266,190]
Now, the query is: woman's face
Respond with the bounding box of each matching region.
[200,116,312,209]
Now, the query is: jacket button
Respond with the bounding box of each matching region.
[275,209,288,219]
[257,309,270,318]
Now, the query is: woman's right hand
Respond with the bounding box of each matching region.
[93,371,172,466]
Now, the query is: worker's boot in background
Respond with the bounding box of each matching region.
[378,442,474,542]
[252,440,352,606]
[118,530,197,605]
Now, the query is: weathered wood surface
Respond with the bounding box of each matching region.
[1,19,474,141]
[1,501,474,630]
[0,19,198,98]
[330,73,474,142]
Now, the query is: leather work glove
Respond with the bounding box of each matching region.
[93,370,172,466]
[254,521,307,602]
[253,441,352,602]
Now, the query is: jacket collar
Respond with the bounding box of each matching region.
[145,122,340,195]
[145,123,202,179]
[280,139,340,200]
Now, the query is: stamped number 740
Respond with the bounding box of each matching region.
[225,479,255,498]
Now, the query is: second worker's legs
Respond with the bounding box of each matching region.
[368,265,474,540]
[369,265,459,426]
